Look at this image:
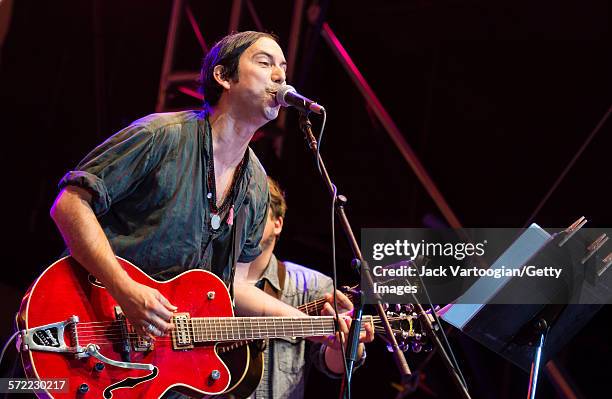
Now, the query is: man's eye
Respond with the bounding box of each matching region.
[259,61,270,66]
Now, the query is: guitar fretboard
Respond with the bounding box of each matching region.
[187,316,337,342]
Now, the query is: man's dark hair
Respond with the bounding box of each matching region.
[199,31,278,108]
[267,176,287,221]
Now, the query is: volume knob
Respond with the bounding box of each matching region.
[210,370,221,380]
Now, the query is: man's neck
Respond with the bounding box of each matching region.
[208,102,260,169]
[247,244,275,282]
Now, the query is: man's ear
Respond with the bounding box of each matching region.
[273,216,283,236]
[213,65,231,90]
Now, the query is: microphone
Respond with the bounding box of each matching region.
[275,85,325,114]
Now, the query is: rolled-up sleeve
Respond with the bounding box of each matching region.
[58,124,158,216]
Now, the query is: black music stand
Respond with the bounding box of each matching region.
[442,223,610,397]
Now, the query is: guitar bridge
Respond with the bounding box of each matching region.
[19,315,85,357]
[114,306,154,355]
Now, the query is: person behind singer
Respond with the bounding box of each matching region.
[239,177,374,399]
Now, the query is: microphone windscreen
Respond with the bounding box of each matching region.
[276,85,297,107]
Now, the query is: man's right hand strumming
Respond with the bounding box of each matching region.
[108,279,177,338]
[50,185,176,338]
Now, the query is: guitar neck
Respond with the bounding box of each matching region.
[296,285,358,316]
[189,316,337,342]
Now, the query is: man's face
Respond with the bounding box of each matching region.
[260,209,283,252]
[229,37,287,123]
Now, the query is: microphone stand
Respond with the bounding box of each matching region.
[297,112,414,398]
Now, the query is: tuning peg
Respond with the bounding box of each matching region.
[411,342,423,353]
[382,303,389,311]
[386,343,395,352]
[597,252,612,277]
[414,333,422,342]
[403,304,414,313]
[581,234,609,265]
[394,304,402,312]
[558,217,587,247]
[399,341,409,352]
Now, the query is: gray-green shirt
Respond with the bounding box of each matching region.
[59,110,269,284]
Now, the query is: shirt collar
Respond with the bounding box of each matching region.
[257,253,282,292]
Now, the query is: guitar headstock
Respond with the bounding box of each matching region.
[380,303,433,353]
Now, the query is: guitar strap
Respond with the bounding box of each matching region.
[263,260,286,300]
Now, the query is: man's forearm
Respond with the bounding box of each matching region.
[50,186,130,293]
[233,282,305,317]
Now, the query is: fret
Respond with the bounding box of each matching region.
[273,317,279,338]
[242,318,248,340]
[191,318,196,342]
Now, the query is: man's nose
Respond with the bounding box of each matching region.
[272,66,286,85]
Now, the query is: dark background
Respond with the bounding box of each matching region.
[1,0,610,398]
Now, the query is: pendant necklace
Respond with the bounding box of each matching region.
[206,135,248,231]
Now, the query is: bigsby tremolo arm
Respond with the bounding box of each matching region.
[85,344,154,371]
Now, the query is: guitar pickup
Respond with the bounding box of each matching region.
[172,313,194,350]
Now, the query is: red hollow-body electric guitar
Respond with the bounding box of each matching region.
[17,257,360,399]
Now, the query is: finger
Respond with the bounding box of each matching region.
[156,291,178,312]
[358,328,374,344]
[149,313,174,334]
[151,297,176,321]
[337,316,349,335]
[140,322,161,339]
[364,321,375,342]
[335,290,354,313]
[321,302,335,316]
[337,331,346,348]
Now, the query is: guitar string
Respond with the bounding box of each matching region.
[74,318,401,340]
[74,327,398,349]
[74,320,397,342]
[73,315,402,328]
[77,323,340,339]
[76,326,389,342]
[74,316,404,340]
[74,325,387,344]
